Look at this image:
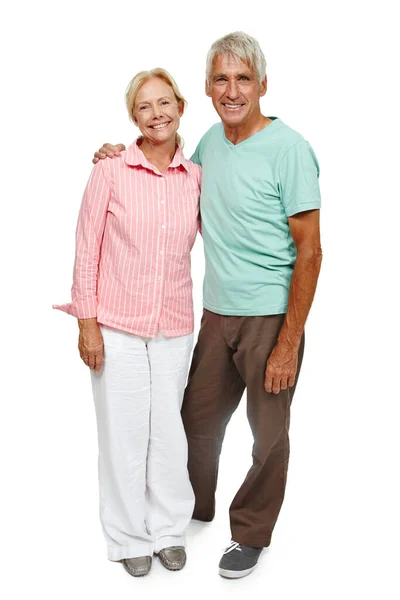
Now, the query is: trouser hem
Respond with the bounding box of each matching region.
[230,533,271,549]
[192,509,215,522]
[107,543,154,561]
[154,535,185,553]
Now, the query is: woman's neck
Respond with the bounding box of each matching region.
[139,137,177,172]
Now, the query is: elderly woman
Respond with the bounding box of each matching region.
[54,69,201,577]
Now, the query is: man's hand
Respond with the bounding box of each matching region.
[78,318,104,371]
[264,343,298,394]
[93,143,126,164]
[265,209,322,396]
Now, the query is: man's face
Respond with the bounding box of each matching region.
[206,54,267,129]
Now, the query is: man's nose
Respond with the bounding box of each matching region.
[226,80,239,100]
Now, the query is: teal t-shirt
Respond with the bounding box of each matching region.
[191,118,321,316]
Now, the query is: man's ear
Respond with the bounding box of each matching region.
[260,76,267,97]
[205,79,212,97]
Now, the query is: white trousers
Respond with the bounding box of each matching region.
[91,326,195,560]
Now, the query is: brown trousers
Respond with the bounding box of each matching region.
[181,309,305,548]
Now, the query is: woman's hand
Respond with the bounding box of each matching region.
[78,319,104,371]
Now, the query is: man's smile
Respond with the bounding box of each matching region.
[222,103,245,110]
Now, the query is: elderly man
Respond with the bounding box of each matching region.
[93,31,322,579]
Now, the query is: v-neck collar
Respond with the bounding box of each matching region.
[222,117,281,148]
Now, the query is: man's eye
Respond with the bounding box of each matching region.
[240,76,249,81]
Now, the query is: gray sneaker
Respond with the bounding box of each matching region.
[218,541,263,579]
[156,546,186,571]
[122,556,152,577]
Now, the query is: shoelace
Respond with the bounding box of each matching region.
[223,541,242,555]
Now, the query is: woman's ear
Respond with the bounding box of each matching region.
[178,100,184,117]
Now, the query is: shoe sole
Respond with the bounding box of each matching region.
[219,565,257,579]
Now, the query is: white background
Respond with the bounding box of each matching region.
[1,0,399,598]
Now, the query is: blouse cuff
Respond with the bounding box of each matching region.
[52,297,97,319]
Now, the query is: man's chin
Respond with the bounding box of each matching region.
[220,115,246,128]
[216,108,247,127]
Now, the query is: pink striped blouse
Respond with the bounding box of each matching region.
[53,140,201,338]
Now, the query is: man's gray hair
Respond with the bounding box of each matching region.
[206,31,267,84]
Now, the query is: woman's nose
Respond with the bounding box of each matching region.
[150,104,163,119]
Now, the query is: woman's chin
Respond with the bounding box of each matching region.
[147,132,177,145]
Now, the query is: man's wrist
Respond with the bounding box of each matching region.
[277,326,302,352]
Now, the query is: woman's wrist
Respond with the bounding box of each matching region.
[78,317,98,329]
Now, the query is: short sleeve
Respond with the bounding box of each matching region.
[190,141,202,166]
[278,141,321,217]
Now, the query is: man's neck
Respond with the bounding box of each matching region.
[223,115,273,145]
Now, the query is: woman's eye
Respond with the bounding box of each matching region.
[161,100,170,105]
[139,105,149,111]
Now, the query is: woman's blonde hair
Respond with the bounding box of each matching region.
[125,68,187,147]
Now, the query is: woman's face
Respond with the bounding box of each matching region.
[133,77,183,145]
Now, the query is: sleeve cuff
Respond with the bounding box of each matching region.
[52,297,97,319]
[285,200,321,218]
